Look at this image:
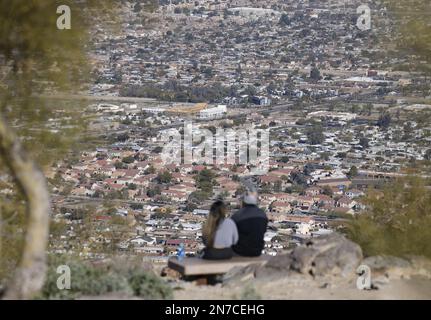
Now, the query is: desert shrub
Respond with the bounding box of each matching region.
[40,257,132,299]
[0,200,26,289]
[127,270,173,299]
[239,284,261,300]
[39,255,172,299]
[345,177,431,258]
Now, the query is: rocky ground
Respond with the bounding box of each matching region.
[172,273,431,300]
[166,234,431,300]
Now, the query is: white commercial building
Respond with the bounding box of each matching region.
[307,111,357,122]
[142,107,165,114]
[199,105,227,120]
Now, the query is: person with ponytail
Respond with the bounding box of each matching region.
[202,200,238,260]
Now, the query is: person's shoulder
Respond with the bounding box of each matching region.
[219,218,238,232]
[247,205,265,214]
[224,217,237,226]
[230,208,243,220]
[256,206,267,215]
[258,207,268,220]
[251,206,268,220]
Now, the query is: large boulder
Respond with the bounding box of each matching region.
[361,255,431,288]
[256,233,363,279]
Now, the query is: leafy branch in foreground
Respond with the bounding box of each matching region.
[0,0,116,299]
[346,177,431,258]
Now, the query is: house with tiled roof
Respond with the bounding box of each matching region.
[305,186,322,196]
[259,174,281,185]
[270,201,292,214]
[345,189,364,199]
[133,176,151,188]
[316,178,351,190]
[336,196,356,209]
[161,189,188,202]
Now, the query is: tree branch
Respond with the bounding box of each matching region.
[0,115,50,300]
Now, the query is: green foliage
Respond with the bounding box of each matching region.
[122,156,135,164]
[127,270,173,299]
[185,202,198,212]
[127,183,137,190]
[146,185,161,197]
[239,284,261,300]
[347,166,359,178]
[157,170,173,184]
[49,220,68,238]
[39,255,172,299]
[385,0,431,69]
[144,165,156,174]
[310,67,321,81]
[120,81,234,103]
[194,169,216,194]
[345,177,431,258]
[322,186,333,196]
[0,197,26,286]
[114,161,128,169]
[110,215,128,226]
[0,1,116,166]
[0,2,115,286]
[279,13,290,26]
[130,203,143,210]
[377,112,392,129]
[306,125,324,145]
[359,137,369,149]
[106,189,129,200]
[188,190,210,202]
[40,256,132,299]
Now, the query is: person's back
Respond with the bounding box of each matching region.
[211,218,238,249]
[231,202,268,257]
[202,201,238,260]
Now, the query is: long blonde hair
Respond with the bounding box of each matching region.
[202,200,227,248]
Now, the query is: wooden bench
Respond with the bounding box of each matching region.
[168,255,270,277]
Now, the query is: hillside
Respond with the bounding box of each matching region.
[167,234,431,300]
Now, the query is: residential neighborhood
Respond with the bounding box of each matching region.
[17,0,423,264]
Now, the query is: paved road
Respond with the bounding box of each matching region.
[38,93,159,104]
[52,194,172,207]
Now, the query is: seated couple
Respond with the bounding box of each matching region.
[201,189,268,260]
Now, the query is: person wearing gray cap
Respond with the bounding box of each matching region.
[231,186,268,257]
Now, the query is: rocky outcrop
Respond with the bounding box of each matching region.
[362,255,431,288]
[170,233,431,299]
[224,233,363,283]
[262,232,363,278]
[174,234,431,299]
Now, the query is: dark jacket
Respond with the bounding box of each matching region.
[231,204,268,257]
